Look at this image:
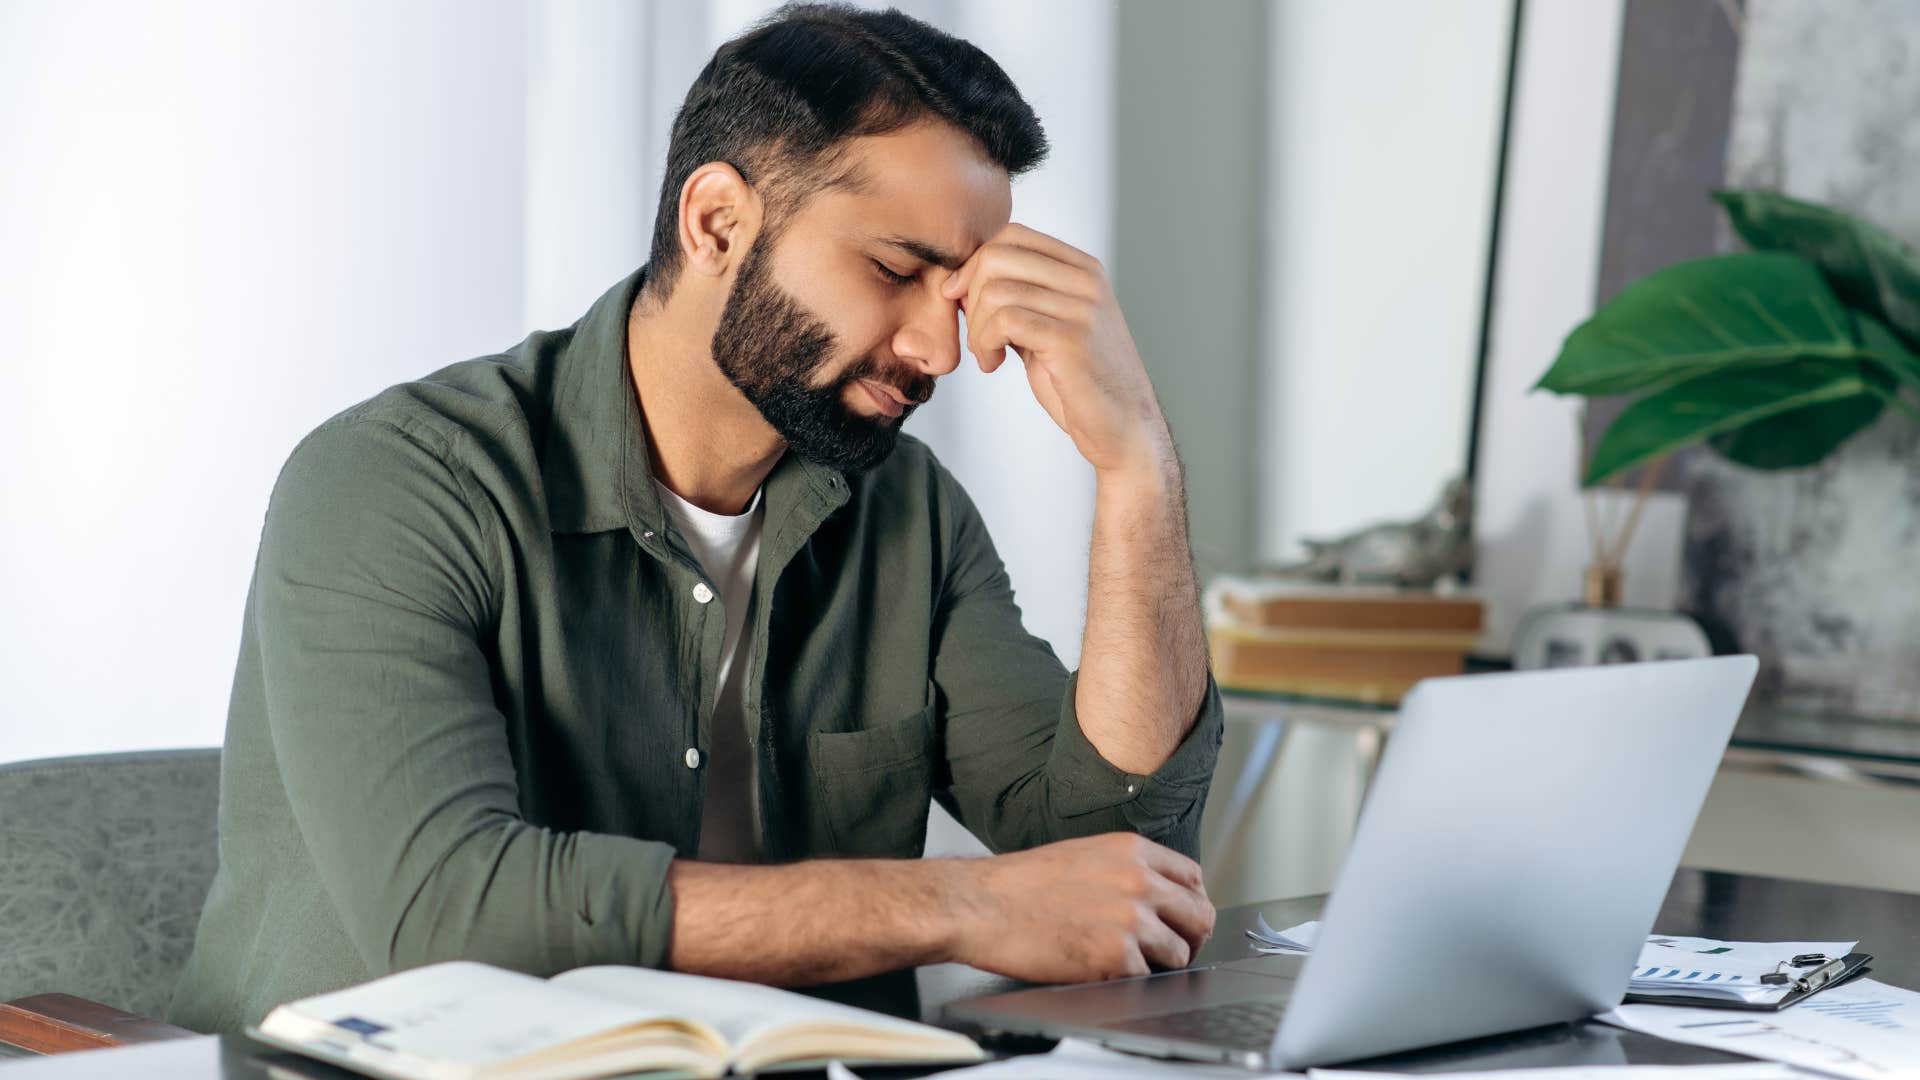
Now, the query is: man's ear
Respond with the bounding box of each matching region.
[677,162,763,280]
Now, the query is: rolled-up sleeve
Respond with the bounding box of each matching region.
[254,416,677,977]
[927,462,1224,859]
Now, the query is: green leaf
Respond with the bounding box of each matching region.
[1855,307,1920,399]
[1715,188,1920,353]
[1706,384,1887,470]
[1538,253,1857,397]
[1585,362,1885,485]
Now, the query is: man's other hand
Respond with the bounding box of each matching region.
[941,832,1216,983]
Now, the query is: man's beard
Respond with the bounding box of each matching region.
[710,238,934,475]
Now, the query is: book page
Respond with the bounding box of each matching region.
[553,966,975,1055]
[267,961,706,1072]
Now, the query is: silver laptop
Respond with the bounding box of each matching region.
[944,655,1760,1070]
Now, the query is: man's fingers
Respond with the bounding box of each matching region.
[962,280,1085,374]
[1145,867,1215,955]
[968,304,1061,374]
[944,242,1094,313]
[1132,836,1206,893]
[1131,903,1194,972]
[972,277,1093,324]
[993,222,1102,273]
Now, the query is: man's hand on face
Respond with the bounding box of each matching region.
[942,832,1215,983]
[941,224,1173,480]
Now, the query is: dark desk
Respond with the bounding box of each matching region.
[9,869,1916,1078]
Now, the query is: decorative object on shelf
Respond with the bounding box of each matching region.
[1511,603,1712,671]
[1205,577,1483,704]
[1522,189,1920,677]
[1258,476,1473,589]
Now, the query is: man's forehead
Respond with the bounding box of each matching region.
[825,123,1012,263]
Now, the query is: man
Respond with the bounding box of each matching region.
[169,3,1223,1033]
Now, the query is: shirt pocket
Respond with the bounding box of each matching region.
[805,703,937,858]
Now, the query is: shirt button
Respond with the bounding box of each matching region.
[685,747,702,769]
[1125,782,1138,795]
[692,582,714,604]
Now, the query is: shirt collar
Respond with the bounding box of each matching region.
[538,266,850,549]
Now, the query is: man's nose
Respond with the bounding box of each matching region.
[891,287,962,379]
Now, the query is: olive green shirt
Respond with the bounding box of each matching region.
[167,267,1224,1034]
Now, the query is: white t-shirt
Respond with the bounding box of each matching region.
[654,480,765,863]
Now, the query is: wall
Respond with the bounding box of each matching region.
[0,1,529,763]
[0,1,1115,776]
[1471,0,1628,653]
[1191,0,1528,906]
[1257,0,1513,567]
[523,1,697,332]
[1112,0,1265,584]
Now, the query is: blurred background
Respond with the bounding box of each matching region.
[5,1,1919,907]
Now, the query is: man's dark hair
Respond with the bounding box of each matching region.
[644,2,1049,298]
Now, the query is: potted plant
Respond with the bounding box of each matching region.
[1534,189,1920,610]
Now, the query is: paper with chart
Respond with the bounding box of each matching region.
[1247,919,1855,1005]
[1312,1066,1801,1080]
[1601,978,1920,1080]
[1632,933,1859,1004]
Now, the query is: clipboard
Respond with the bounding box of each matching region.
[1622,951,1873,1011]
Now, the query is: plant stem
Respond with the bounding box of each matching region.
[1606,454,1670,567]
[1866,384,1920,426]
[1578,411,1605,560]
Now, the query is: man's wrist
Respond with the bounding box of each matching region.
[1093,436,1180,507]
[918,856,982,967]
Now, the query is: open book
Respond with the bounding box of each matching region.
[246,960,985,1079]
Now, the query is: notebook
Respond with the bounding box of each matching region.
[245,960,984,1079]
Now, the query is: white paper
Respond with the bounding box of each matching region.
[1314,1067,1801,1080]
[1248,920,1856,1004]
[922,1036,1300,1078]
[1632,935,1857,1005]
[1602,977,1920,1080]
[1247,915,1321,954]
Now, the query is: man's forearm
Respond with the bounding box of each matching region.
[666,857,962,985]
[667,833,1215,987]
[1076,437,1210,775]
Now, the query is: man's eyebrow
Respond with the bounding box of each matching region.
[878,235,964,271]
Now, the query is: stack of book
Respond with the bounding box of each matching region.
[1206,577,1485,704]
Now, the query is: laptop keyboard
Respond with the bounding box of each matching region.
[1104,999,1287,1050]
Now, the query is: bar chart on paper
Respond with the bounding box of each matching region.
[1602,979,1920,1080]
[1801,992,1908,1030]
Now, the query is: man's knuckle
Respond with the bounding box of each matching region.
[1131,900,1158,934]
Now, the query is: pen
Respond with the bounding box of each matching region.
[1794,956,1849,994]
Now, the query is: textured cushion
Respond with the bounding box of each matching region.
[0,749,220,1018]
